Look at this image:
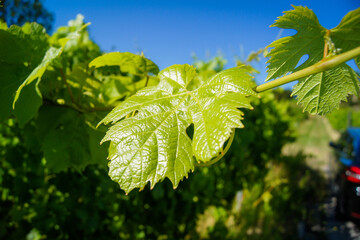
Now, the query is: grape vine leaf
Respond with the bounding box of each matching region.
[13,23,90,107]
[331,8,360,68]
[291,64,359,114]
[0,23,48,123]
[266,6,360,114]
[98,64,256,193]
[89,52,159,75]
[8,23,90,126]
[265,5,326,81]
[37,106,107,172]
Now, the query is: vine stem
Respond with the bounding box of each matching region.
[194,129,235,167]
[144,75,150,87]
[255,46,360,93]
[323,30,331,58]
[43,99,115,114]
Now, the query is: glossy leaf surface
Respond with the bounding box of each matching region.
[99,64,256,193]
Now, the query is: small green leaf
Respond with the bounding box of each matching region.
[89,52,159,75]
[99,64,256,193]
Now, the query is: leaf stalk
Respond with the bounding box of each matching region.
[255,46,360,93]
[195,129,235,167]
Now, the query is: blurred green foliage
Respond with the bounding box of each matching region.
[327,106,360,131]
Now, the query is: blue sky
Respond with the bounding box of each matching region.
[44,0,359,85]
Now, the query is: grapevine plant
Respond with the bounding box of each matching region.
[1,6,360,194]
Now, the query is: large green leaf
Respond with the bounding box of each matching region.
[0,23,48,64]
[8,23,91,126]
[13,24,90,107]
[14,80,43,126]
[89,52,159,75]
[0,23,48,122]
[36,106,105,172]
[99,64,256,193]
[266,6,360,114]
[0,63,29,122]
[12,46,63,106]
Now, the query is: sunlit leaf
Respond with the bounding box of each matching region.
[99,64,256,193]
[291,64,359,114]
[89,52,159,75]
[266,5,326,81]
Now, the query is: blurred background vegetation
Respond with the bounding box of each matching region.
[1,1,359,239]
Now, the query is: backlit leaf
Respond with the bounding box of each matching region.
[89,52,159,75]
[99,64,256,193]
[266,5,326,81]
[331,8,360,68]
[291,64,359,115]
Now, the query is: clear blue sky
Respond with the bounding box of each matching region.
[44,0,359,84]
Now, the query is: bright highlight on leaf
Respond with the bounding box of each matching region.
[266,6,360,115]
[89,52,159,75]
[99,64,257,193]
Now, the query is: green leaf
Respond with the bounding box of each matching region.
[0,23,48,122]
[13,80,43,126]
[37,106,102,172]
[0,23,48,64]
[10,23,91,126]
[0,64,28,122]
[331,8,360,68]
[12,24,89,107]
[13,46,63,107]
[89,52,159,75]
[291,64,359,115]
[99,64,256,193]
[266,6,360,114]
[266,6,326,81]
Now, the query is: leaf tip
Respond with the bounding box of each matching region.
[96,121,103,128]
